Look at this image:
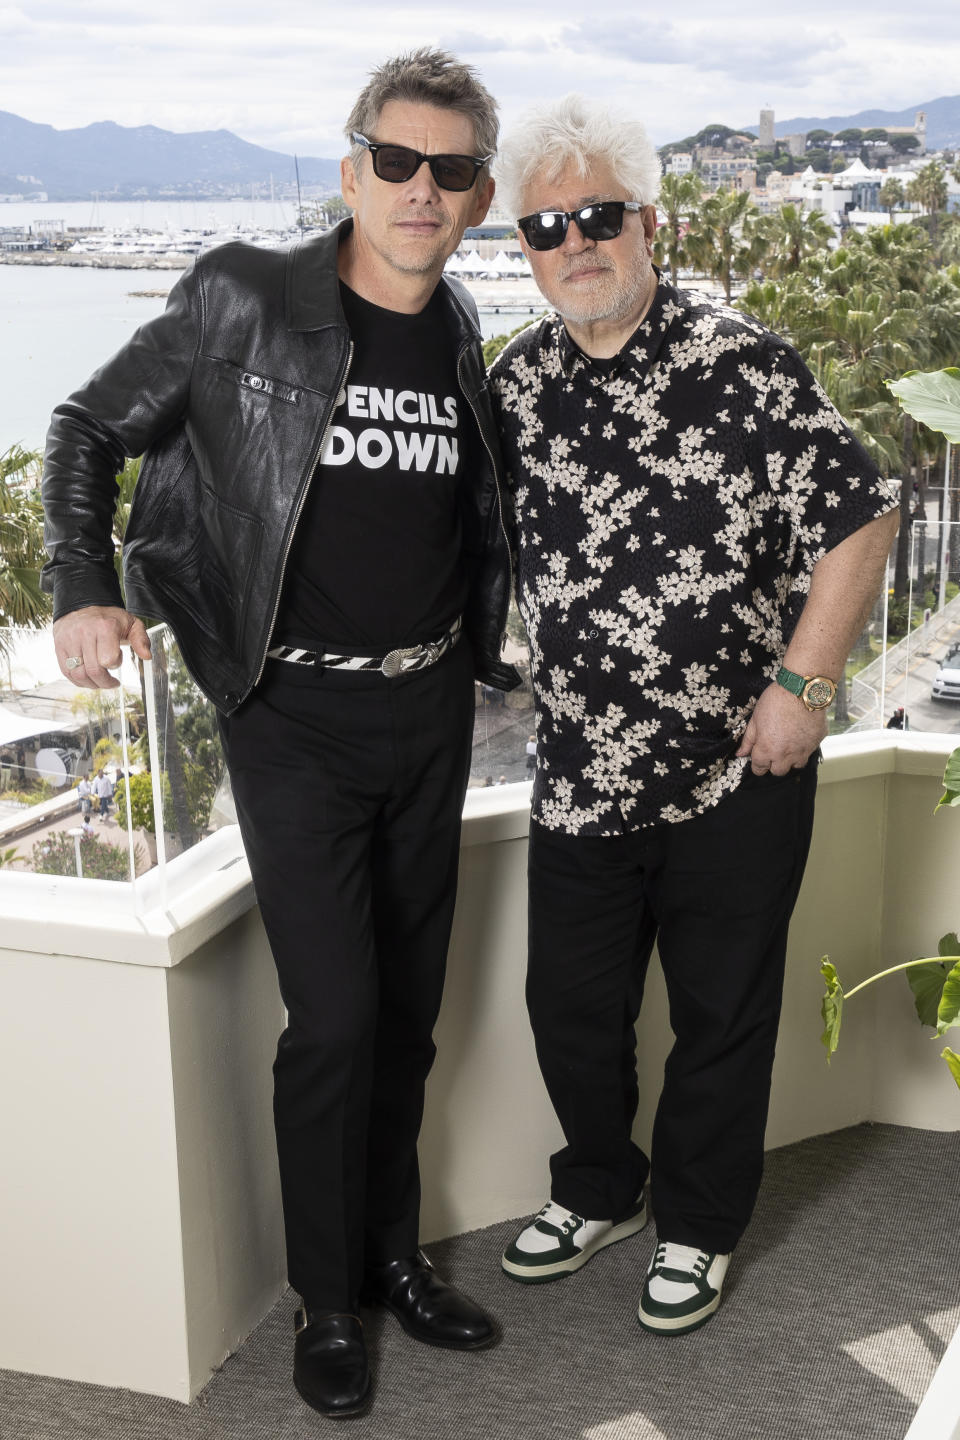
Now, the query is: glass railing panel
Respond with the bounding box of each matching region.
[0,624,142,888]
[468,599,537,790]
[4,505,956,903]
[132,623,235,888]
[878,517,960,736]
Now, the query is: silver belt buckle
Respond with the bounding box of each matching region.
[381,645,419,678]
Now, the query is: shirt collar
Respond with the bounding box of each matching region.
[553,267,677,382]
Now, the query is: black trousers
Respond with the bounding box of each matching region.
[526,757,818,1255]
[218,639,475,1309]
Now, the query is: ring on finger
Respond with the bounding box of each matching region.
[65,655,84,670]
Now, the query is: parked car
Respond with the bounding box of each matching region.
[931,645,960,701]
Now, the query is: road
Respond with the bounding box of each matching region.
[873,627,960,735]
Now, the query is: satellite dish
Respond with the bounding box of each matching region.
[35,748,69,787]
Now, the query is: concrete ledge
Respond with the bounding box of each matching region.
[2,731,958,1403]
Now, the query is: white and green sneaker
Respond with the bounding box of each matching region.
[637,1241,730,1334]
[502,1197,647,1283]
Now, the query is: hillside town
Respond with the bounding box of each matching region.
[2,105,959,262]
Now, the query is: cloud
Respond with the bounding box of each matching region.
[560,18,845,86]
[1,0,958,155]
[437,30,549,57]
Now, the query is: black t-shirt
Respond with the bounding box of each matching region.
[275,282,468,650]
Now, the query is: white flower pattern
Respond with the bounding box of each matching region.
[489,273,898,836]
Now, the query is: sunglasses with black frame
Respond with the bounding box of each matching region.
[518,201,645,251]
[351,132,493,192]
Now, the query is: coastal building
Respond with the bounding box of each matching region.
[0,226,46,251]
[697,152,757,190]
[777,157,945,232]
[885,110,927,154]
[758,107,775,150]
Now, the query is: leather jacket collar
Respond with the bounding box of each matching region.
[285,219,481,352]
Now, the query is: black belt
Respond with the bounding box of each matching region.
[266,617,462,678]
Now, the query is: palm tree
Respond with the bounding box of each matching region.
[684,188,767,301]
[811,284,918,389]
[906,161,950,252]
[0,446,51,664]
[906,161,949,217]
[762,203,834,278]
[878,178,904,222]
[938,223,960,268]
[652,171,704,283]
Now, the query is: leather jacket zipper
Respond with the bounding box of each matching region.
[458,345,513,649]
[251,339,354,692]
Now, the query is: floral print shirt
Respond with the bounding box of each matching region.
[489,272,897,835]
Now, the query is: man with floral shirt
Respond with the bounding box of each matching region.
[489,96,899,1335]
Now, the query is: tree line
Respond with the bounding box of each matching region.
[653,168,960,602]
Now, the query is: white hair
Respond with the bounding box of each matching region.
[495,94,661,220]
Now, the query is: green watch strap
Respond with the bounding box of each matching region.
[776,665,806,698]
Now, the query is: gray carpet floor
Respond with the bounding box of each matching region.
[3,1123,957,1440]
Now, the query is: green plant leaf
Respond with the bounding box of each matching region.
[935,748,960,811]
[907,961,952,1027]
[820,958,844,1059]
[939,932,960,958]
[942,1048,960,1092]
[887,368,960,444]
[936,960,960,1036]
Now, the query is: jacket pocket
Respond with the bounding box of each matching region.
[123,431,263,662]
[208,356,302,404]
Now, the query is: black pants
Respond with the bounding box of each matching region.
[526,757,818,1255]
[218,639,475,1309]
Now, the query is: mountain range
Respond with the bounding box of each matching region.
[740,94,960,150]
[3,93,958,204]
[0,111,340,200]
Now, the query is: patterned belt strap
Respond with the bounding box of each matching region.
[267,616,462,678]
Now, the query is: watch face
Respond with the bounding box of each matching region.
[804,678,835,709]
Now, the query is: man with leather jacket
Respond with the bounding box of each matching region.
[42,48,517,1420]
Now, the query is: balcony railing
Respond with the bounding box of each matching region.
[2,515,960,900]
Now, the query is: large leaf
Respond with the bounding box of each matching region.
[887,368,960,443]
[907,961,952,1027]
[942,1048,960,1092]
[936,960,960,1036]
[935,749,960,811]
[821,959,844,1059]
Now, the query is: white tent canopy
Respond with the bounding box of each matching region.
[0,704,64,747]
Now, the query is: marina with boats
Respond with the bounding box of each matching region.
[0,213,534,281]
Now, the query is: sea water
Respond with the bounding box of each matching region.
[0,261,536,455]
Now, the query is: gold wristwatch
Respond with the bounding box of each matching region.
[775,666,837,712]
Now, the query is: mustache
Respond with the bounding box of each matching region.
[558,255,615,280]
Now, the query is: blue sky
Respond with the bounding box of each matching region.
[2,0,958,153]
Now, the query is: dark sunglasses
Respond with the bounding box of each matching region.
[518,200,644,251]
[351,132,492,192]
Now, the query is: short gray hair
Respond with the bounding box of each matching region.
[345,48,499,184]
[495,94,661,220]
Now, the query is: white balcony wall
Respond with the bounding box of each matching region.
[0,736,957,1403]
[0,833,287,1402]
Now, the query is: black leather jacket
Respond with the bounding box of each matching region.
[42,221,519,712]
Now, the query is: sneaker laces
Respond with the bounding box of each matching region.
[538,1201,583,1235]
[653,1242,710,1278]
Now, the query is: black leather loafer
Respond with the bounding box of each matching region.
[361,1250,498,1350]
[293,1309,370,1418]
